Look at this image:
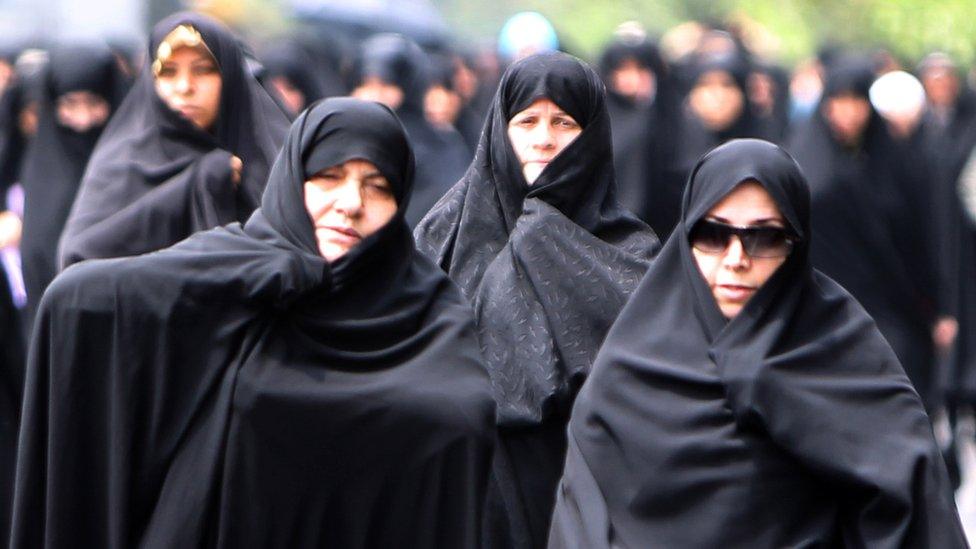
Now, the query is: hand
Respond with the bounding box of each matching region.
[933,316,959,351]
[0,210,22,249]
[230,155,243,187]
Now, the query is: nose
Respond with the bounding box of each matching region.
[530,121,556,149]
[722,235,750,270]
[333,178,363,217]
[174,72,193,95]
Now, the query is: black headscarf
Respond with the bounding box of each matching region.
[787,55,941,408]
[357,33,472,227]
[57,12,290,269]
[12,97,495,548]
[260,38,341,115]
[414,51,658,549]
[549,139,965,548]
[18,43,126,328]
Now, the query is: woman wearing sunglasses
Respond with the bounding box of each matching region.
[548,139,965,548]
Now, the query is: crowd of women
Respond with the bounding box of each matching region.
[0,8,973,548]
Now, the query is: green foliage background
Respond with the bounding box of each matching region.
[434,0,976,66]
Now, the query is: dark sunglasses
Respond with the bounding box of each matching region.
[689,219,796,258]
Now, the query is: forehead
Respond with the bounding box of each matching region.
[706,180,784,222]
[512,97,568,115]
[315,158,382,174]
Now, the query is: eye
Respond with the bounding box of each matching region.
[193,63,218,75]
[157,65,176,77]
[554,116,580,129]
[513,115,537,126]
[364,177,393,195]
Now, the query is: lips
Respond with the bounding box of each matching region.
[715,284,756,302]
[320,225,361,243]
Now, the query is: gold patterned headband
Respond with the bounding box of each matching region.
[151,24,216,76]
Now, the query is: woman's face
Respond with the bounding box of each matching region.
[56,90,111,133]
[689,69,744,131]
[691,181,790,319]
[507,97,582,185]
[154,45,222,131]
[304,158,398,262]
[823,93,871,146]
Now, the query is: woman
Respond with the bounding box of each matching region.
[58,12,289,268]
[11,98,495,548]
[414,51,658,549]
[649,54,770,239]
[788,57,944,411]
[548,139,965,548]
[19,43,126,328]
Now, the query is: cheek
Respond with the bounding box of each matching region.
[753,257,787,286]
[202,77,222,112]
[362,200,398,234]
[691,248,719,286]
[507,128,528,162]
[555,130,581,155]
[303,183,333,221]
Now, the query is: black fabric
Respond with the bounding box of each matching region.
[11,97,495,548]
[414,51,658,549]
[647,54,771,239]
[58,12,290,269]
[19,44,126,329]
[0,72,41,196]
[549,139,965,548]
[356,34,471,228]
[787,57,941,408]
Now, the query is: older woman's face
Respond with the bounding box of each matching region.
[304,159,397,262]
[507,97,582,184]
[154,46,222,131]
[691,181,789,319]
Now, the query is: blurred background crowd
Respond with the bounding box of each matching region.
[2,0,976,539]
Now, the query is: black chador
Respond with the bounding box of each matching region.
[58,12,289,268]
[11,98,495,548]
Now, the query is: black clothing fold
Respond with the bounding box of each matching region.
[58,12,289,269]
[11,97,495,549]
[415,52,658,549]
[549,139,965,548]
[19,44,126,328]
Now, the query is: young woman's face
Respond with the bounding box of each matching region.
[507,97,582,185]
[154,46,222,131]
[691,181,790,319]
[303,159,398,262]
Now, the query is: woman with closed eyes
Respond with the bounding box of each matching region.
[548,139,966,548]
[11,98,495,549]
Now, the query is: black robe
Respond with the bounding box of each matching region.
[58,12,289,269]
[788,59,941,409]
[357,34,471,228]
[549,139,965,548]
[11,97,495,548]
[19,44,126,329]
[414,52,659,549]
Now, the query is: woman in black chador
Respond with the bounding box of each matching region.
[548,139,965,548]
[414,51,659,549]
[19,44,126,328]
[58,12,289,268]
[788,57,943,410]
[11,98,495,548]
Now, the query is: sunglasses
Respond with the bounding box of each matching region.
[689,219,796,258]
